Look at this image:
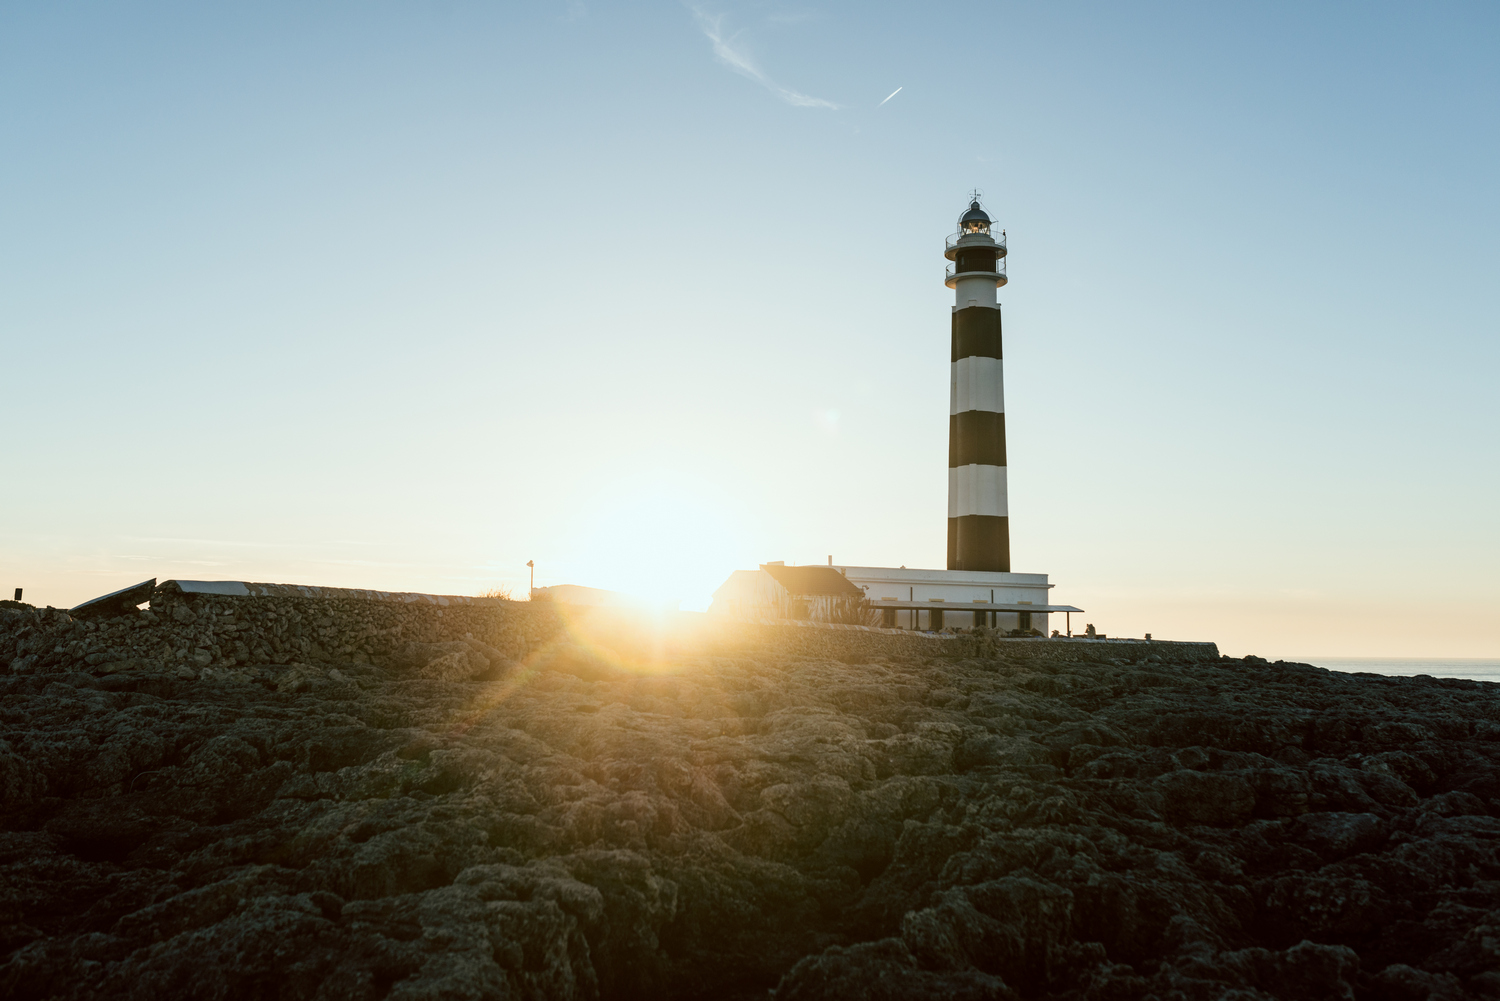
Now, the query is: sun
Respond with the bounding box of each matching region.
[559,476,752,611]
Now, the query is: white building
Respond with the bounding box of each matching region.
[833,564,1074,634]
[709,562,1081,635]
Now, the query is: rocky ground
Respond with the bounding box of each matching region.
[2,608,1498,1001]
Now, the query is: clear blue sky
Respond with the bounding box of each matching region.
[3,2,1497,658]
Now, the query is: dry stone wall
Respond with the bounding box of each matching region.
[961,634,1221,666]
[697,620,966,664]
[694,620,1219,668]
[0,581,560,683]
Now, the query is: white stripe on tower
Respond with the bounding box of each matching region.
[951,355,1005,414]
[945,197,1010,572]
[947,465,1008,518]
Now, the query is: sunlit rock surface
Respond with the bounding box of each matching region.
[2,607,1499,1000]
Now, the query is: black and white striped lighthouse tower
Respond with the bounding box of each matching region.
[945,196,1010,572]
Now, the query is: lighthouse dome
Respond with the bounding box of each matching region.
[959,200,991,235]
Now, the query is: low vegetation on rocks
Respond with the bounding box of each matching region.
[2,599,1498,1000]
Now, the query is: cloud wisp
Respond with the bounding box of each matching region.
[878,86,902,107]
[691,7,839,110]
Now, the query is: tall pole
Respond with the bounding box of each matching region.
[526,560,534,597]
[945,196,1010,572]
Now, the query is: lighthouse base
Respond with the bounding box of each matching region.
[947,515,1010,572]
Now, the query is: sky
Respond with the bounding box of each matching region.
[2,1,1497,659]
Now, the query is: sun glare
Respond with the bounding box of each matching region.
[557,478,751,611]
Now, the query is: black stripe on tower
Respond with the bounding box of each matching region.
[949,411,1007,466]
[952,306,1002,360]
[948,516,1010,573]
[954,246,1000,274]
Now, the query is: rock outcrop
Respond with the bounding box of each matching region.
[2,600,1498,1000]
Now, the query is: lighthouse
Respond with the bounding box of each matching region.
[945,197,1009,572]
[711,192,1083,634]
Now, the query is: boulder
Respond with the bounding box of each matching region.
[3,609,1499,1000]
[1156,769,1257,826]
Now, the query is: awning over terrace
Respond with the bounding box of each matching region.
[870,601,1082,613]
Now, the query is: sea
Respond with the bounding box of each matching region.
[1301,658,1500,687]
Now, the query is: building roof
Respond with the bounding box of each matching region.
[761,564,864,598]
[531,584,627,606]
[959,200,991,228]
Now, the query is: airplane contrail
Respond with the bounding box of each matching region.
[691,7,840,109]
[878,86,902,107]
